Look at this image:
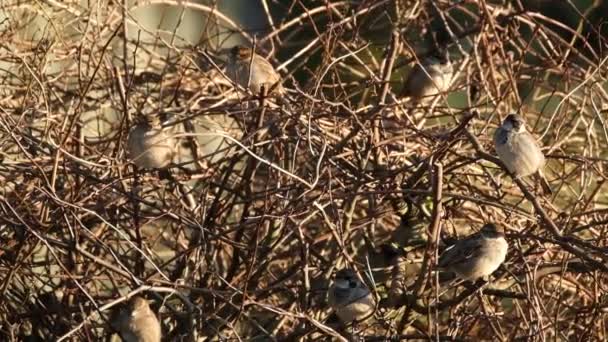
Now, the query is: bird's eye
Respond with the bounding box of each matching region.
[349,280,357,288]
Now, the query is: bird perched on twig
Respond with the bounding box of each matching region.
[494,113,552,194]
[400,51,453,101]
[328,268,375,324]
[113,296,161,342]
[224,45,285,96]
[127,115,175,169]
[438,223,508,281]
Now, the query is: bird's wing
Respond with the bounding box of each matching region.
[438,236,484,268]
[512,132,545,165]
[401,63,428,96]
[253,56,281,83]
[329,285,371,308]
[494,127,508,145]
[328,287,351,307]
[350,286,371,304]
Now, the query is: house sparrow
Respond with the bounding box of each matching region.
[114,296,161,342]
[401,52,453,101]
[225,45,285,96]
[328,269,375,324]
[127,116,175,169]
[438,223,508,281]
[494,114,552,194]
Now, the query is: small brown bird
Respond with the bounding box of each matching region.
[494,114,552,194]
[438,223,508,281]
[225,45,285,95]
[401,52,453,101]
[327,269,375,324]
[114,296,161,342]
[127,116,175,169]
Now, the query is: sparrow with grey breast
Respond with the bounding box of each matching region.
[327,268,375,324]
[401,51,454,101]
[494,113,552,194]
[127,115,175,169]
[112,296,161,342]
[225,45,285,96]
[438,223,508,281]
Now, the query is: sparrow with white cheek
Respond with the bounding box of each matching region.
[438,223,508,282]
[113,296,161,342]
[328,269,375,324]
[225,45,285,96]
[127,115,175,170]
[401,51,454,101]
[494,113,552,194]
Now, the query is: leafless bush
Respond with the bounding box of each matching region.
[1,0,607,341]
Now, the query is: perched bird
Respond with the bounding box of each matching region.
[438,223,508,281]
[328,268,375,324]
[494,114,552,194]
[113,296,161,342]
[224,45,285,96]
[401,52,453,101]
[127,116,175,169]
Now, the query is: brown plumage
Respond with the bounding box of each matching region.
[126,116,175,169]
[438,223,508,281]
[401,54,453,101]
[225,45,285,95]
[327,269,375,324]
[114,296,161,342]
[494,114,552,195]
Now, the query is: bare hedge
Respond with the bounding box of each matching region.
[0,1,607,341]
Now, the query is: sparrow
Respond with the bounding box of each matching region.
[327,268,375,324]
[224,45,285,96]
[438,223,508,281]
[401,52,453,101]
[113,296,161,342]
[494,113,552,194]
[127,115,175,169]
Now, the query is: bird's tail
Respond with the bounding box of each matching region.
[537,171,553,195]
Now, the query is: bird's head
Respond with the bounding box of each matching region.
[127,296,150,315]
[230,45,253,61]
[502,114,526,133]
[480,223,504,238]
[334,269,360,289]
